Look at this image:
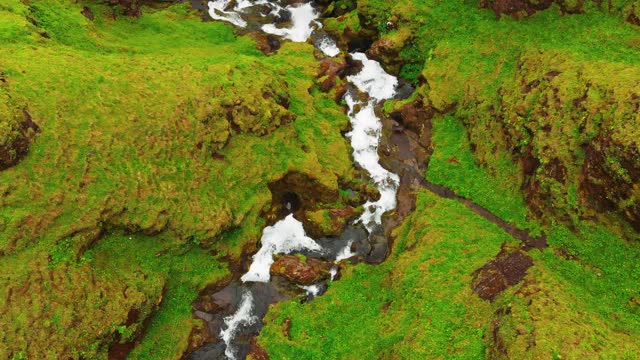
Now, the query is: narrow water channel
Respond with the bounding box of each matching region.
[188,2,404,359]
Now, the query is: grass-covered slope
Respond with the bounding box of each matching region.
[258,112,640,359]
[258,3,640,356]
[0,1,356,358]
[259,191,508,359]
[355,0,640,233]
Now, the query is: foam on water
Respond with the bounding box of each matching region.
[335,240,355,262]
[207,0,247,27]
[299,284,322,297]
[262,3,320,42]
[330,266,338,280]
[220,291,258,360]
[241,214,322,283]
[317,36,340,57]
[344,81,399,230]
[347,52,398,100]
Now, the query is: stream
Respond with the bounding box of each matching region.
[187,1,404,359]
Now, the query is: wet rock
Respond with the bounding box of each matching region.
[317,57,347,92]
[186,342,227,360]
[364,227,389,264]
[471,244,533,301]
[389,96,434,150]
[251,33,281,54]
[270,255,332,285]
[366,37,408,75]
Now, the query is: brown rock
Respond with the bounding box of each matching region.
[389,96,434,149]
[471,244,533,301]
[317,58,347,92]
[479,0,555,18]
[266,171,339,220]
[81,6,95,21]
[270,255,332,285]
[247,338,269,360]
[250,33,281,55]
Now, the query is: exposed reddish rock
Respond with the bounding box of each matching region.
[247,338,270,360]
[270,255,332,285]
[479,0,559,18]
[471,244,533,301]
[251,33,281,54]
[581,136,640,231]
[81,6,95,21]
[317,57,347,92]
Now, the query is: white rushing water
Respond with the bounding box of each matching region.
[206,0,340,56]
[299,284,322,297]
[346,53,400,231]
[220,291,258,360]
[316,35,340,57]
[208,0,248,27]
[241,214,322,283]
[262,3,321,42]
[210,3,401,358]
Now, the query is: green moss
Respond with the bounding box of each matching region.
[426,115,539,234]
[488,222,640,358]
[0,1,355,358]
[259,191,513,359]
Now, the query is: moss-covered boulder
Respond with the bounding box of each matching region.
[0,87,38,170]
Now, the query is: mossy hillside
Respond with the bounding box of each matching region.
[0,88,22,150]
[344,0,640,231]
[260,146,640,359]
[258,111,640,359]
[414,102,640,356]
[426,115,538,233]
[258,191,511,359]
[0,1,355,358]
[488,224,640,359]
